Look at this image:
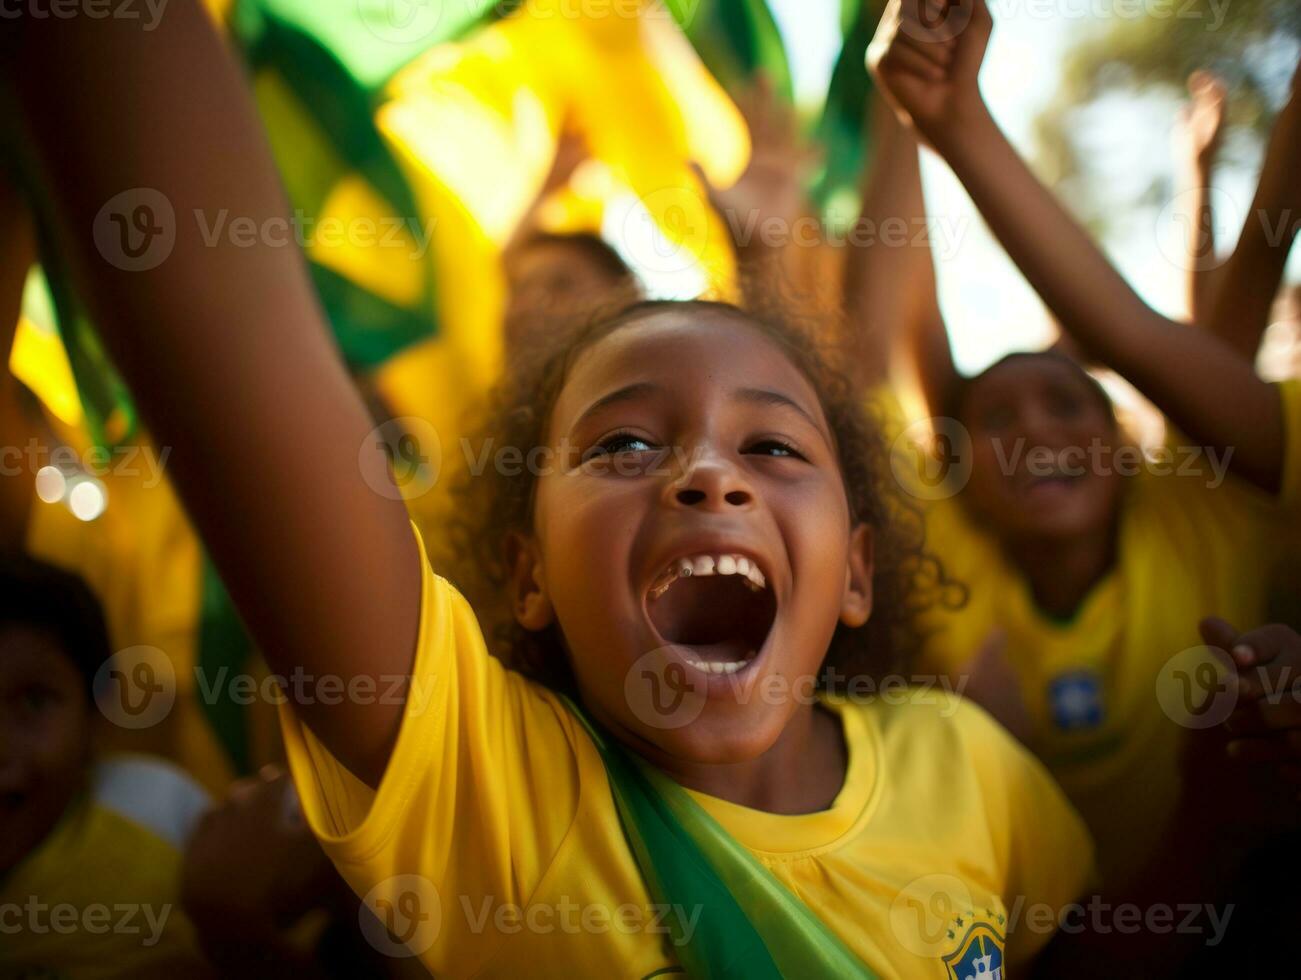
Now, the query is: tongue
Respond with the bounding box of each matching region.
[678,638,753,665]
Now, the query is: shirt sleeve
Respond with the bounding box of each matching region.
[278,523,585,975]
[951,697,1097,968]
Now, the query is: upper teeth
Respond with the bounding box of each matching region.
[683,657,751,674]
[668,553,766,592]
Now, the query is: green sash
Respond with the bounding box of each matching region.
[562,697,879,979]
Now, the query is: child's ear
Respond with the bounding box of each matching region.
[840,523,874,628]
[505,532,554,631]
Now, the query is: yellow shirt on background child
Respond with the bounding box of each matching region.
[281,527,1094,978]
[0,755,213,978]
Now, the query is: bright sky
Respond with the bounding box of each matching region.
[766,0,1298,374]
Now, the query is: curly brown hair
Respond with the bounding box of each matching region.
[439,298,956,694]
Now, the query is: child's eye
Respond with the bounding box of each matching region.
[585,432,657,460]
[20,688,57,713]
[981,406,1014,431]
[745,439,806,461]
[1048,393,1083,419]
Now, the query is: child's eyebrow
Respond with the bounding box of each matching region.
[569,382,827,437]
[734,387,823,433]
[572,382,661,430]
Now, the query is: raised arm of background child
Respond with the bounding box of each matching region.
[842,93,959,406]
[3,1,420,786]
[1176,71,1227,328]
[0,172,35,551]
[868,0,1286,494]
[1201,62,1301,362]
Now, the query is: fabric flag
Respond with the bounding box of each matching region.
[810,0,880,217]
[665,0,794,100]
[564,695,881,979]
[371,0,750,475]
[668,0,880,218]
[229,0,507,371]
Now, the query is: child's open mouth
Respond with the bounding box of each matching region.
[1020,470,1085,500]
[646,553,777,675]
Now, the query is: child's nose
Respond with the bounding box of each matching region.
[667,453,754,511]
[1020,407,1063,446]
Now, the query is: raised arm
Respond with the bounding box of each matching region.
[696,77,822,304]
[4,1,419,784]
[1202,63,1301,361]
[1175,70,1227,327]
[868,0,1289,493]
[843,93,959,408]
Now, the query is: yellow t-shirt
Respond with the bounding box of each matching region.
[281,528,1094,978]
[0,756,213,979]
[918,379,1301,891]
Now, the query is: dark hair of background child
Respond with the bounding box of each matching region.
[0,553,112,696]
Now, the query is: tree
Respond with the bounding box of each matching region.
[1034,0,1299,229]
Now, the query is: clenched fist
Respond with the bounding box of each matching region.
[866,0,993,142]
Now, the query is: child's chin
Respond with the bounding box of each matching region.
[647,705,790,766]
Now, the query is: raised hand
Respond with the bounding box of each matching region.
[866,0,992,140]
[1201,617,1301,778]
[1178,70,1228,171]
[696,75,820,247]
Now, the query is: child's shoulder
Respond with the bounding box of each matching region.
[834,687,1054,799]
[834,688,1094,873]
[834,684,1006,745]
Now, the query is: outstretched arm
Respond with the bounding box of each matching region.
[1202,63,1301,361]
[843,93,959,409]
[868,0,1288,493]
[4,1,419,784]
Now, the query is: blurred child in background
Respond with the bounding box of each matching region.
[0,554,212,978]
[500,131,641,349]
[868,0,1299,971]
